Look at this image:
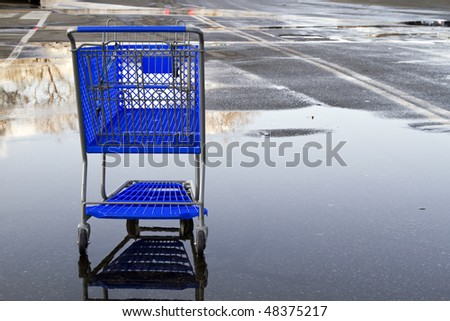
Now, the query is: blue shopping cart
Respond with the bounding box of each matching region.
[68,25,207,257]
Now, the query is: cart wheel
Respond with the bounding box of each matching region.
[78,228,88,255]
[179,219,194,239]
[126,219,140,237]
[195,230,206,257]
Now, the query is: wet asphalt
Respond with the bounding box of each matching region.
[1,0,450,300]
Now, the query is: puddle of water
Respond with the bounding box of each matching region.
[204,106,450,300]
[0,51,76,139]
[2,51,450,300]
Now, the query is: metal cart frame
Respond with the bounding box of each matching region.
[67,25,207,257]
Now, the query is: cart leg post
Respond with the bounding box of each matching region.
[194,154,200,202]
[194,152,207,257]
[101,153,107,200]
[78,158,90,255]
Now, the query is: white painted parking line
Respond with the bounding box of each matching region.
[0,13,19,18]
[20,11,50,20]
[6,11,51,62]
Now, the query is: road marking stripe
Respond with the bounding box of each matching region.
[194,15,450,121]
[20,11,50,20]
[6,11,51,62]
[0,13,18,18]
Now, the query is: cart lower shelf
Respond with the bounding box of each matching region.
[86,181,207,220]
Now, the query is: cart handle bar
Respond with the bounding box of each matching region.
[76,26,187,33]
[67,26,204,50]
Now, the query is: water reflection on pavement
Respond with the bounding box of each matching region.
[79,234,208,301]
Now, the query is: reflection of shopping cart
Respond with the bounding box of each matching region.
[78,235,208,300]
[68,25,207,257]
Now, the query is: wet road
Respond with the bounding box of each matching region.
[1,0,450,300]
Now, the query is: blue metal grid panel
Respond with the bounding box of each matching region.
[76,44,201,154]
[86,181,207,219]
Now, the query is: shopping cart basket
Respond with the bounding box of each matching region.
[67,25,207,257]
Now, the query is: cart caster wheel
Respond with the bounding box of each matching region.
[195,230,206,257]
[179,219,193,239]
[126,219,140,237]
[78,228,88,255]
